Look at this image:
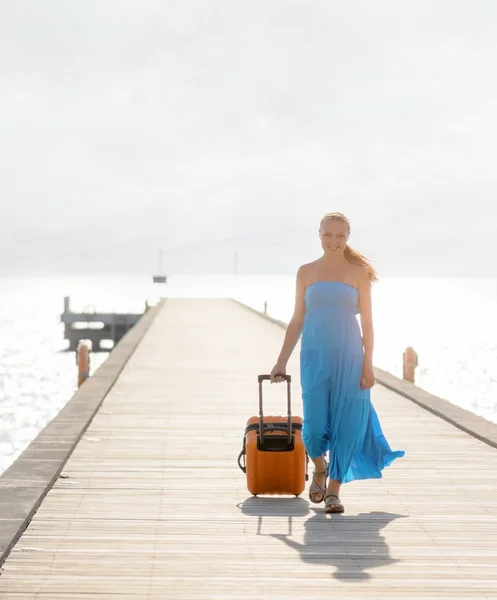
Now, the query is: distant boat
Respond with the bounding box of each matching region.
[152,249,167,284]
[153,274,167,283]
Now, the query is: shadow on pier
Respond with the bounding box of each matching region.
[238,496,407,581]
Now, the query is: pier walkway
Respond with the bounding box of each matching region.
[1,299,497,598]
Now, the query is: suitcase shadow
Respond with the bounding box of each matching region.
[238,497,407,581]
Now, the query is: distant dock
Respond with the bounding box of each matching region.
[60,296,144,351]
[1,298,497,598]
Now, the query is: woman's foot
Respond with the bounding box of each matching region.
[308,459,328,504]
[324,493,344,514]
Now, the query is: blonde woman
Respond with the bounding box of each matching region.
[270,212,404,513]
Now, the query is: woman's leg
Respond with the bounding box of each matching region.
[325,443,343,512]
[325,372,369,512]
[310,456,327,500]
[326,477,341,498]
[302,381,330,501]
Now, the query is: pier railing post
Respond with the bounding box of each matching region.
[402,346,418,383]
[76,340,92,387]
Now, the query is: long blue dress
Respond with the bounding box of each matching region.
[300,281,404,483]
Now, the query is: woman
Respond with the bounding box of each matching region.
[270,212,404,514]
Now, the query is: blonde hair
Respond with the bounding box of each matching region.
[320,212,378,282]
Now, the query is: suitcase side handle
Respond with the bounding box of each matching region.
[258,374,292,446]
[237,445,246,473]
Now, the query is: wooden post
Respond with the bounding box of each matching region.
[403,346,418,383]
[76,340,91,387]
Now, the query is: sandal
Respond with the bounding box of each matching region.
[324,493,344,514]
[309,459,328,504]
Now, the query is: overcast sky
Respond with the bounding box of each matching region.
[1,1,496,275]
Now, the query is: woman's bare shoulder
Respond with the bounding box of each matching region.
[297,260,320,284]
[353,264,372,287]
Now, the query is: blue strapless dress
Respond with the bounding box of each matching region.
[300,281,404,483]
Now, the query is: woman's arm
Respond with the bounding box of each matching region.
[270,267,307,379]
[358,272,375,388]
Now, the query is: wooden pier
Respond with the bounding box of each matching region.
[1,299,497,599]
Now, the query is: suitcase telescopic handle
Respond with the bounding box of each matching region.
[257,374,291,384]
[257,374,292,445]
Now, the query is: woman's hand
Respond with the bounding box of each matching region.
[270,363,287,383]
[360,363,375,390]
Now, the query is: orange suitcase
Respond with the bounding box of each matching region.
[237,374,308,496]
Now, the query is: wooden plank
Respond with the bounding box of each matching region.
[0,298,496,599]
